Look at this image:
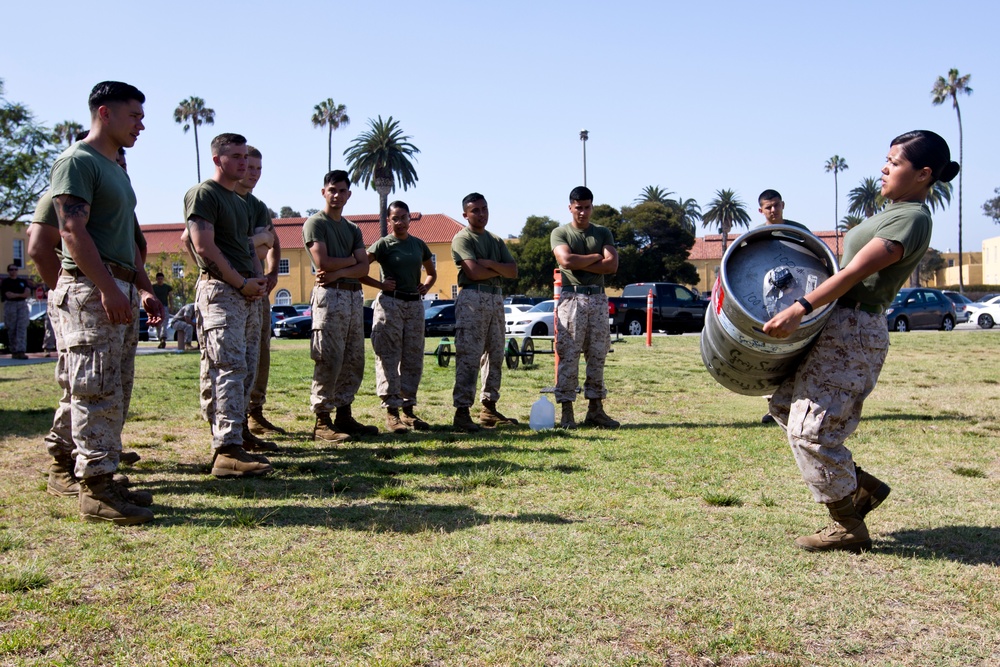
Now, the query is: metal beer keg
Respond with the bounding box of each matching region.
[700,224,839,395]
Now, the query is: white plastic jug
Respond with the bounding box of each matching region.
[529,395,555,430]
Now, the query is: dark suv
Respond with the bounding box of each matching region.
[885,288,956,332]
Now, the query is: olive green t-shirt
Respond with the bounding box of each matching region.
[49,142,138,271]
[550,223,615,287]
[302,212,365,285]
[33,190,144,264]
[242,192,272,233]
[183,179,255,275]
[368,234,432,294]
[451,227,515,288]
[840,202,932,309]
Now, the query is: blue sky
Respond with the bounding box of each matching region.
[5,1,998,255]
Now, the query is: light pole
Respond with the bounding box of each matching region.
[579,129,589,186]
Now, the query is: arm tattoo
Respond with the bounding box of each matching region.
[881,238,902,254]
[204,260,224,277]
[54,195,91,229]
[187,217,212,233]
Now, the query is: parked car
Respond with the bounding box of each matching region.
[974,302,1000,329]
[504,295,546,307]
[608,282,707,335]
[273,307,374,339]
[293,303,311,314]
[507,300,555,336]
[504,303,533,330]
[423,298,453,312]
[942,290,976,323]
[884,288,956,332]
[424,304,457,336]
[272,304,299,321]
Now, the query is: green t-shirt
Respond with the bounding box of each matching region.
[242,192,272,233]
[840,202,932,309]
[368,234,432,294]
[550,223,615,287]
[183,179,255,275]
[49,142,138,272]
[757,219,809,232]
[451,227,515,288]
[302,212,365,285]
[31,191,63,263]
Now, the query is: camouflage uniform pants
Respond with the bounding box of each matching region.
[42,307,56,352]
[769,307,889,504]
[452,289,505,408]
[50,274,138,479]
[554,292,610,403]
[371,293,425,409]
[3,301,29,354]
[248,295,271,412]
[310,286,365,413]
[196,278,261,451]
[44,294,73,459]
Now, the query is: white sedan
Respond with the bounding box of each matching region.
[974,301,1000,329]
[503,304,533,330]
[507,300,555,336]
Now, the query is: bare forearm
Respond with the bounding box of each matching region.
[62,224,121,296]
[559,253,603,271]
[27,226,62,287]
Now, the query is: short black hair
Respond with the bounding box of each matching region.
[388,200,410,214]
[210,133,247,156]
[75,130,90,142]
[156,272,165,278]
[569,186,593,202]
[323,170,351,187]
[462,192,486,209]
[758,189,782,206]
[88,81,145,113]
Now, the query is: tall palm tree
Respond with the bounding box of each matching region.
[926,180,953,214]
[634,185,674,205]
[311,99,350,172]
[672,195,702,234]
[932,68,972,292]
[173,96,215,182]
[824,155,848,258]
[702,189,751,253]
[52,120,83,147]
[838,214,864,233]
[847,176,885,218]
[344,116,420,237]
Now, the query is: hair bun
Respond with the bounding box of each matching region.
[938,161,960,183]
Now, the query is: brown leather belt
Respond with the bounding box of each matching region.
[64,264,137,284]
[382,290,421,301]
[323,281,362,292]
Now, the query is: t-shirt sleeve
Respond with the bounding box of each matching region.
[352,225,365,252]
[49,155,95,203]
[302,217,321,247]
[367,237,385,260]
[599,226,615,249]
[550,226,568,251]
[184,187,219,225]
[452,232,476,262]
[875,210,931,261]
[498,237,515,264]
[420,239,432,262]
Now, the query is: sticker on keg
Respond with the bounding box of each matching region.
[716,308,813,355]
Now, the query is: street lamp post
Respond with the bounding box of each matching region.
[579,129,589,186]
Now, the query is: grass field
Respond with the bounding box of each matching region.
[1,331,998,666]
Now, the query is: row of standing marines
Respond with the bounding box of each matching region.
[29,80,961,556]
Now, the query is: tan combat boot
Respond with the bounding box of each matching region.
[334,404,379,436]
[120,451,142,465]
[79,473,154,525]
[401,406,430,431]
[480,400,519,427]
[211,445,273,478]
[853,464,891,520]
[243,421,279,453]
[584,399,620,428]
[794,496,872,554]
[559,402,576,430]
[385,408,409,434]
[453,407,481,433]
[47,456,80,497]
[248,407,287,435]
[312,412,350,443]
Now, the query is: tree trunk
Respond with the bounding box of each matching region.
[956,100,964,294]
[193,120,201,183]
[327,125,333,172]
[379,191,388,238]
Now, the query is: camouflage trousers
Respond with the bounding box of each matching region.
[248,296,271,412]
[50,274,138,479]
[554,292,610,403]
[42,309,56,352]
[44,295,73,459]
[769,307,889,503]
[371,293,425,409]
[3,300,29,354]
[452,289,505,408]
[310,286,365,413]
[196,278,261,451]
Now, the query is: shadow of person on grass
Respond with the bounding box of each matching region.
[878,525,1000,566]
[0,408,56,438]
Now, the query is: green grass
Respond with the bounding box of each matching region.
[0,332,998,665]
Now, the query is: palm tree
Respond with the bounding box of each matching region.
[311,99,350,172]
[847,177,885,219]
[824,155,848,258]
[634,185,674,205]
[932,68,972,292]
[702,189,751,252]
[926,180,953,214]
[671,195,702,234]
[173,96,216,182]
[838,214,864,233]
[344,116,420,237]
[52,120,83,147]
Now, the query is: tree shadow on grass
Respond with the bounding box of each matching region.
[877,525,1000,566]
[0,408,55,438]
